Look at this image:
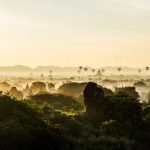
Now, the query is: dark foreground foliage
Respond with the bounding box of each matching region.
[0,95,61,150]
[0,92,150,150]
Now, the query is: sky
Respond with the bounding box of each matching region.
[0,0,150,68]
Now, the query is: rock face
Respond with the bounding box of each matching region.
[84,82,105,125]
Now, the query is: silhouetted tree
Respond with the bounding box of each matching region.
[107,91,142,123]
[79,66,83,70]
[115,86,139,99]
[84,67,88,72]
[146,67,149,71]
[117,67,121,72]
[0,95,61,150]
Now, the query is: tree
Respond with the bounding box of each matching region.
[107,92,142,123]
[83,82,142,126]
[84,67,88,72]
[115,86,139,99]
[117,67,121,72]
[0,95,61,150]
[146,67,149,71]
[79,66,83,70]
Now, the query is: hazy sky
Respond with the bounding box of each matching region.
[0,0,150,67]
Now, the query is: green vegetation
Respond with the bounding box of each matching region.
[0,88,150,150]
[0,95,61,150]
[29,93,84,114]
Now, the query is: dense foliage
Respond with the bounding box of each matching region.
[0,90,150,150]
[0,95,61,150]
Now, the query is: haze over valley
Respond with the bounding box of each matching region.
[0,0,150,150]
